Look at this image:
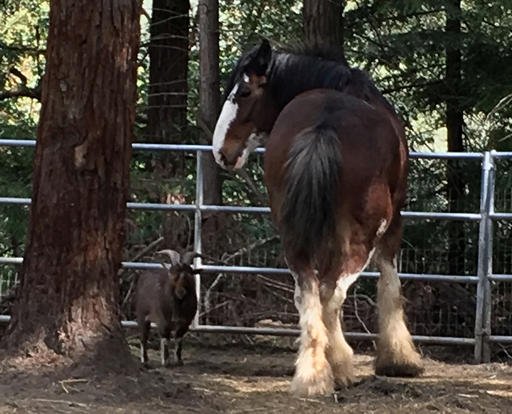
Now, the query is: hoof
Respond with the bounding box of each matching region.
[375,361,424,377]
[333,375,355,391]
[330,361,355,390]
[290,367,334,396]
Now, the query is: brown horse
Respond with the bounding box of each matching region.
[212,40,423,396]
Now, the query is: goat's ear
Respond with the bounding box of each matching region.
[245,38,272,76]
[156,249,181,266]
[175,286,187,300]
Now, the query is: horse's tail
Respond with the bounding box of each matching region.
[280,123,342,266]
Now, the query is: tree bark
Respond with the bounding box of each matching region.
[3,0,141,370]
[198,0,221,207]
[445,0,465,275]
[146,0,189,143]
[303,0,345,61]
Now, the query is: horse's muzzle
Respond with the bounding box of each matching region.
[218,148,243,170]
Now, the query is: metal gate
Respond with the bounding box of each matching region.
[0,139,511,363]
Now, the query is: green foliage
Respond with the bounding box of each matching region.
[0,0,48,133]
[345,1,512,150]
[0,1,45,290]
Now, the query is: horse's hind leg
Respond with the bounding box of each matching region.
[289,264,334,396]
[320,278,355,389]
[375,221,423,376]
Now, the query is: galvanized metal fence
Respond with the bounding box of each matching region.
[0,139,511,363]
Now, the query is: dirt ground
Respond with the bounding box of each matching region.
[0,334,511,413]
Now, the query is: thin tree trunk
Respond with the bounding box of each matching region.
[146,0,189,143]
[303,0,345,61]
[146,0,190,251]
[445,0,465,275]
[3,0,141,371]
[197,0,222,255]
[198,0,222,238]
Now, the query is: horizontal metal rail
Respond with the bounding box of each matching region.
[489,274,512,282]
[0,315,475,345]
[0,257,480,283]
[490,212,512,220]
[489,335,512,344]
[0,196,487,221]
[0,139,488,159]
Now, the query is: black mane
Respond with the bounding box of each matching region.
[267,51,352,109]
[225,43,397,116]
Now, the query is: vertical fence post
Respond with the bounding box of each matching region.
[474,151,493,362]
[483,151,496,362]
[192,150,204,328]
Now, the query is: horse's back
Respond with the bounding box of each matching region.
[264,89,403,195]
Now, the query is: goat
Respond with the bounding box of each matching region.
[135,250,198,367]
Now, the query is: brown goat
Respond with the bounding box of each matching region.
[135,250,198,367]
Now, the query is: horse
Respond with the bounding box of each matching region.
[211,39,423,396]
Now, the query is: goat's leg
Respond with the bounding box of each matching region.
[174,325,189,366]
[159,325,172,367]
[375,252,423,376]
[139,320,150,367]
[289,264,333,396]
[320,276,357,389]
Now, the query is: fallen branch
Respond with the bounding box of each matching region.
[59,378,89,394]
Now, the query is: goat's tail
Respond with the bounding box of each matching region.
[280,124,342,266]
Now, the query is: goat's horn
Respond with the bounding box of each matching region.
[182,251,200,266]
[156,249,181,266]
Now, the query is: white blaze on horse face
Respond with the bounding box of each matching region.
[212,83,239,168]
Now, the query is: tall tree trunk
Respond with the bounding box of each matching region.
[3,0,141,370]
[197,0,222,254]
[445,0,465,275]
[146,0,190,251]
[303,0,345,61]
[198,0,222,248]
[146,0,189,143]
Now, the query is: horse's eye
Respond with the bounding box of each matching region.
[237,84,251,98]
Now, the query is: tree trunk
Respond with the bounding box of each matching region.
[146,0,189,143]
[146,0,190,251]
[445,0,465,275]
[3,0,141,370]
[198,0,222,247]
[197,0,222,255]
[303,0,345,61]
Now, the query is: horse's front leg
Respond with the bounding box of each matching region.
[290,265,334,396]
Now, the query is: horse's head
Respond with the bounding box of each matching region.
[212,39,278,170]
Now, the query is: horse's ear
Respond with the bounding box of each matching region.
[246,38,272,76]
